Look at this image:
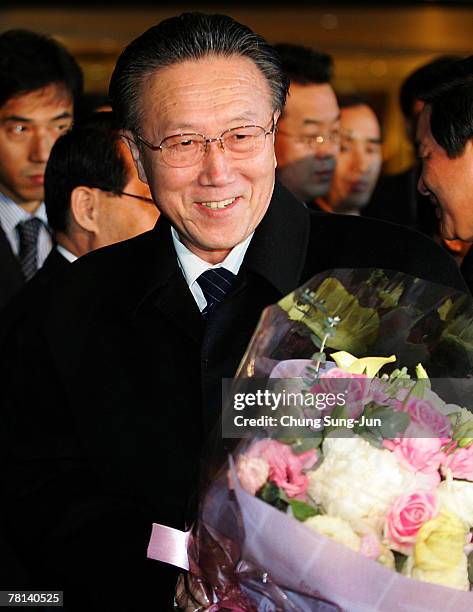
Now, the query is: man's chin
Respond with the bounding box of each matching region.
[18,188,45,204]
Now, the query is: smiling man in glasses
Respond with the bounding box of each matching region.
[0,13,468,611]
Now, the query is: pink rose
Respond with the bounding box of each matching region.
[441,444,473,481]
[385,490,438,555]
[312,368,372,419]
[384,426,445,487]
[402,397,452,438]
[245,439,318,498]
[235,456,270,496]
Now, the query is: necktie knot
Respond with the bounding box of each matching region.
[17,217,43,281]
[196,267,236,318]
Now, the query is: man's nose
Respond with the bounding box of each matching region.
[314,138,339,159]
[417,174,430,197]
[198,140,235,186]
[352,149,369,173]
[29,129,53,163]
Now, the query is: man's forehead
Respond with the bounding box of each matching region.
[139,55,273,132]
[283,82,339,123]
[0,86,73,124]
[341,106,381,141]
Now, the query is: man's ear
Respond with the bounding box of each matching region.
[70,186,100,234]
[121,131,148,184]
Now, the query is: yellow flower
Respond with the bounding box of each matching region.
[406,509,470,590]
[415,363,429,379]
[331,351,396,377]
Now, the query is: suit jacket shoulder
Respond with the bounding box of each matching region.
[0,224,23,310]
[304,210,467,293]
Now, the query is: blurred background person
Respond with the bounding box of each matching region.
[0,111,159,590]
[416,55,473,292]
[366,55,461,237]
[1,114,159,317]
[274,43,340,205]
[45,116,158,264]
[315,95,383,215]
[0,29,83,309]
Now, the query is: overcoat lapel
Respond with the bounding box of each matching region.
[0,226,24,309]
[129,219,205,345]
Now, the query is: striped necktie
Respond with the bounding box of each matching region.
[196,267,236,318]
[17,217,43,281]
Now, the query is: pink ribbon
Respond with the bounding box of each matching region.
[146,523,191,571]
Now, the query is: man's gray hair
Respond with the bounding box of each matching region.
[109,12,289,135]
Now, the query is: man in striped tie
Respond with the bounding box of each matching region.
[0,13,468,612]
[0,29,83,310]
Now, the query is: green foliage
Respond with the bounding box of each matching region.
[258,481,288,511]
[289,499,320,521]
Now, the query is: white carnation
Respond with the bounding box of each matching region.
[308,437,422,533]
[304,515,360,551]
[437,477,473,527]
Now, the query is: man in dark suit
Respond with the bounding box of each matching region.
[0,29,83,310]
[1,116,159,324]
[0,116,159,591]
[0,13,467,612]
[415,56,473,293]
[365,56,461,237]
[274,43,340,206]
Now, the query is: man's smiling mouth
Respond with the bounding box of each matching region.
[198,197,236,210]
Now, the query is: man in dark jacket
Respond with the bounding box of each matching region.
[0,29,83,309]
[416,55,473,292]
[0,13,467,612]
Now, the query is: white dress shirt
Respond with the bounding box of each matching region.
[56,244,78,263]
[0,192,53,268]
[171,226,253,312]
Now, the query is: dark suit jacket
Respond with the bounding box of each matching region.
[0,225,24,311]
[364,165,439,238]
[0,183,466,611]
[0,248,70,348]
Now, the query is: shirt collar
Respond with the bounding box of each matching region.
[56,244,78,263]
[170,225,253,288]
[0,192,48,232]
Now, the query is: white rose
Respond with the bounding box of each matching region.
[304,515,360,552]
[308,437,423,533]
[437,477,473,527]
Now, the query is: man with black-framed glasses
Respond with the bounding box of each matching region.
[0,13,467,612]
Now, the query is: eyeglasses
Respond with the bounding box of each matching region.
[135,118,276,168]
[277,128,341,148]
[115,191,155,204]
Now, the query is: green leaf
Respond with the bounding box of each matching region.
[393,551,408,574]
[359,430,384,449]
[289,499,320,521]
[468,538,473,584]
[291,437,322,454]
[310,333,323,349]
[258,481,289,511]
[380,410,411,439]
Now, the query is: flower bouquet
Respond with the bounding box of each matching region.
[149,269,473,611]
